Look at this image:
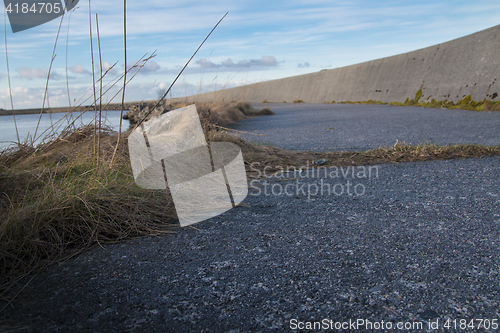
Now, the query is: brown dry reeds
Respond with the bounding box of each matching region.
[196,101,275,127]
[0,101,273,294]
[236,140,500,178]
[0,126,176,294]
[0,10,234,296]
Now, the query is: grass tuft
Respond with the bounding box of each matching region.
[414,88,423,103]
[0,126,176,293]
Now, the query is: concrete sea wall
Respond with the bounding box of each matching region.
[176,25,500,104]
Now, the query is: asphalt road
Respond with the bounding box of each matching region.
[1,104,500,332]
[232,103,500,151]
[1,156,499,332]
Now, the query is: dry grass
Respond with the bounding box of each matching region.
[0,126,176,294]
[0,3,236,299]
[0,101,274,295]
[1,101,499,296]
[237,140,500,178]
[124,101,275,128]
[196,101,274,127]
[395,95,500,111]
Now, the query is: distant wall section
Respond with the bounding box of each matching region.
[174,25,499,104]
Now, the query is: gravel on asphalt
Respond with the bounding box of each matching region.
[231,103,500,151]
[1,156,499,332]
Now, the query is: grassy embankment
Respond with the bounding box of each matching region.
[1,101,500,295]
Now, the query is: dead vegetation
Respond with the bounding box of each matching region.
[124,101,275,128]
[0,126,176,295]
[231,138,500,178]
[0,101,274,294]
[196,101,274,127]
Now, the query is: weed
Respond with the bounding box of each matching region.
[337,89,499,112]
[415,89,423,103]
[457,94,471,105]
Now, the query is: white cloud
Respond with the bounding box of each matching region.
[196,56,277,69]
[17,67,48,80]
[297,62,310,68]
[151,82,170,99]
[137,61,161,74]
[158,82,167,90]
[102,61,119,76]
[16,67,61,80]
[0,86,44,108]
[70,64,90,75]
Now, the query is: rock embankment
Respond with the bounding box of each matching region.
[122,101,175,126]
[122,101,275,128]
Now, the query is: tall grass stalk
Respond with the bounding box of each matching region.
[110,0,127,167]
[0,0,172,296]
[96,13,103,166]
[132,11,229,131]
[24,51,154,153]
[88,0,98,158]
[33,11,67,143]
[65,10,73,108]
[3,12,20,145]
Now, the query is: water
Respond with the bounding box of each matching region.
[0,110,127,149]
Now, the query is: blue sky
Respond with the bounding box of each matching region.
[1,0,499,109]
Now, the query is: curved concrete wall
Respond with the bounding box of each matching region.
[176,25,500,104]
